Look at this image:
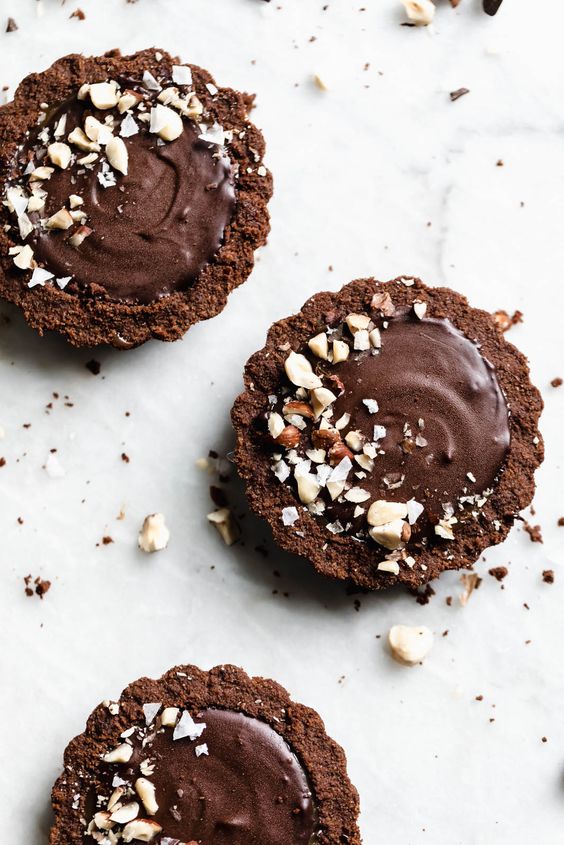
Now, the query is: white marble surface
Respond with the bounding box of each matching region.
[1,0,563,842]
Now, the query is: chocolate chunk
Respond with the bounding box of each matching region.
[232,277,544,590]
[49,664,361,845]
[483,0,503,15]
[85,359,100,375]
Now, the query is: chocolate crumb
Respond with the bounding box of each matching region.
[558,517,564,527]
[121,452,130,463]
[70,8,85,19]
[414,584,435,605]
[550,377,562,388]
[446,596,452,606]
[475,695,484,701]
[24,574,51,598]
[542,569,554,584]
[85,359,101,375]
[523,522,543,543]
[450,87,469,102]
[541,736,547,743]
[488,566,508,582]
[6,17,18,32]
[0,457,5,467]
[102,536,114,545]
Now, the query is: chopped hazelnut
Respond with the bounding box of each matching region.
[284,351,322,389]
[45,208,74,230]
[138,513,170,553]
[367,500,408,527]
[207,507,240,546]
[308,332,329,359]
[106,136,129,175]
[89,81,119,110]
[388,625,434,666]
[332,339,350,363]
[47,142,72,169]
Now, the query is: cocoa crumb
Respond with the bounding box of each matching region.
[412,584,435,605]
[446,595,452,606]
[493,309,523,332]
[121,452,130,463]
[6,17,18,32]
[85,359,101,375]
[542,569,554,584]
[558,517,564,527]
[475,695,484,701]
[488,566,508,582]
[70,8,85,19]
[102,536,114,545]
[550,377,562,388]
[523,522,543,543]
[24,574,51,598]
[0,457,5,467]
[541,736,547,743]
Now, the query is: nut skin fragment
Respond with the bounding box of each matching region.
[328,441,354,466]
[312,427,340,451]
[138,513,170,553]
[275,425,301,449]
[282,401,314,419]
[388,625,434,666]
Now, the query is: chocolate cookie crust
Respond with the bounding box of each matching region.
[50,664,361,845]
[0,49,272,347]
[231,277,544,590]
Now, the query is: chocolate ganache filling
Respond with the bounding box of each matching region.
[86,708,316,845]
[268,305,510,553]
[8,75,235,303]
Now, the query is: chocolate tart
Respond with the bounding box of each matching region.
[232,277,543,590]
[49,664,361,845]
[0,49,272,348]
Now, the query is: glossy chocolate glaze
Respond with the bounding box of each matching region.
[90,708,316,845]
[316,310,509,542]
[19,85,235,304]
